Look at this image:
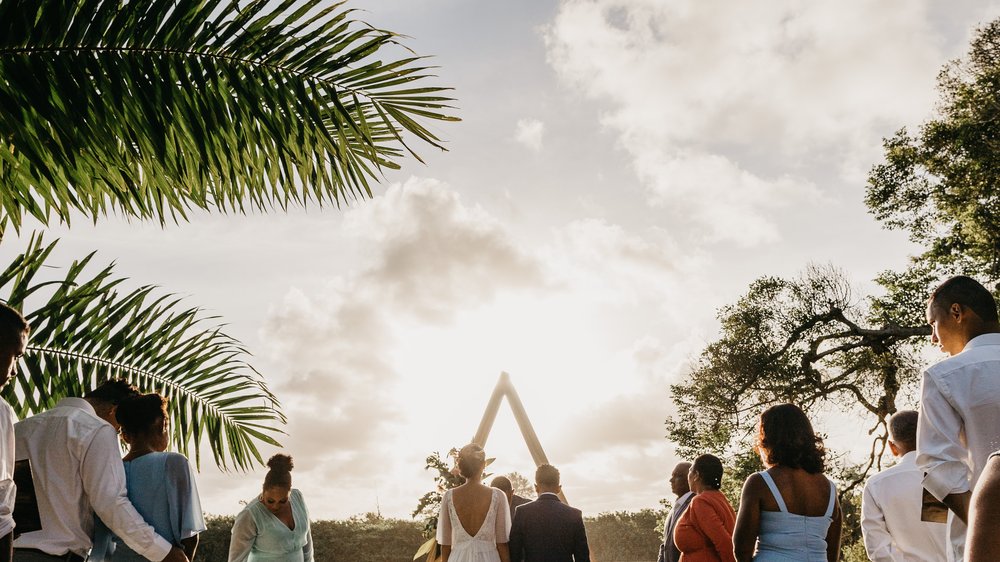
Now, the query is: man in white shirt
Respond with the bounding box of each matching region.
[917,275,1000,561]
[657,461,693,562]
[862,410,947,561]
[13,380,187,562]
[0,304,29,562]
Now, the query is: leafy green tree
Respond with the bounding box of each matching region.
[668,16,1000,557]
[0,0,456,469]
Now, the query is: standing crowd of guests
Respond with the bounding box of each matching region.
[656,275,1000,562]
[0,303,314,562]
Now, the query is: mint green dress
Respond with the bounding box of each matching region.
[228,489,313,562]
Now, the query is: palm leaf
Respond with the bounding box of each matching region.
[0,233,285,470]
[0,0,458,231]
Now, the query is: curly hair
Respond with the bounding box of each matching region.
[264,453,294,489]
[116,393,167,438]
[755,403,826,474]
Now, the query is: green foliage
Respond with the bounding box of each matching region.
[195,513,425,561]
[0,0,458,231]
[411,448,464,539]
[584,509,665,562]
[506,471,535,499]
[0,235,283,470]
[867,20,1000,284]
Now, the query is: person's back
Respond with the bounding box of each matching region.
[435,444,510,562]
[754,467,836,561]
[508,464,589,562]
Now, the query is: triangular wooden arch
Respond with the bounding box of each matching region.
[472,371,568,504]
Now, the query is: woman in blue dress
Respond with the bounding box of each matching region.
[92,393,206,561]
[228,454,313,562]
[733,404,841,562]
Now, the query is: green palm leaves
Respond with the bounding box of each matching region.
[0,0,458,230]
[1,235,285,470]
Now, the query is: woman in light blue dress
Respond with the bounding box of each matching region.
[92,393,206,561]
[228,454,313,562]
[733,404,841,562]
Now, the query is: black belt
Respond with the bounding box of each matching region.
[14,547,85,562]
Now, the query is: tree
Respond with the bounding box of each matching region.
[506,471,535,499]
[0,0,456,469]
[668,17,1000,555]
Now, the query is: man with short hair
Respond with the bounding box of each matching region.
[0,304,29,562]
[490,475,530,513]
[13,379,188,562]
[508,464,589,562]
[917,275,1000,561]
[862,410,947,561]
[657,462,693,562]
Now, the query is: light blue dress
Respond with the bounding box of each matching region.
[228,488,313,562]
[91,452,206,561]
[753,471,836,562]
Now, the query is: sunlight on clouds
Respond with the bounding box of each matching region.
[544,0,943,245]
[514,118,546,151]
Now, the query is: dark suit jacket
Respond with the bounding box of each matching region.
[509,494,590,562]
[657,491,694,562]
[511,494,531,511]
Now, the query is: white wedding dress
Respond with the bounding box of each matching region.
[436,487,511,562]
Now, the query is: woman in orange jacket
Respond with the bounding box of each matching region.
[674,454,737,562]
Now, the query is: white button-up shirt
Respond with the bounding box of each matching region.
[917,332,1000,561]
[0,400,16,539]
[13,398,172,560]
[862,451,947,562]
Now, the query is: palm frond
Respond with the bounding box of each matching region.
[0,0,459,230]
[0,233,285,470]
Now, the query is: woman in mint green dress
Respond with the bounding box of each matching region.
[228,454,313,562]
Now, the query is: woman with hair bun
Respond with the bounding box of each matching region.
[733,404,841,562]
[673,454,737,562]
[228,453,313,562]
[90,393,206,561]
[436,443,511,562]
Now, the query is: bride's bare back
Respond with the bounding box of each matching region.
[451,482,496,536]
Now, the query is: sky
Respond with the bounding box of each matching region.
[5,0,1000,521]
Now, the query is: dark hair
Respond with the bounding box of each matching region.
[85,379,140,405]
[490,476,513,494]
[457,444,486,479]
[756,403,826,474]
[692,454,724,490]
[888,410,918,450]
[0,303,29,350]
[535,464,560,488]
[930,276,999,323]
[264,453,294,489]
[116,393,167,439]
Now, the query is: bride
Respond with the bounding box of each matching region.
[436,444,512,562]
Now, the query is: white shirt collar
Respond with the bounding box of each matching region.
[963,332,1000,352]
[538,492,559,498]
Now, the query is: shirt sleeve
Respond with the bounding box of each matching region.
[436,491,452,546]
[0,403,15,538]
[697,500,736,562]
[165,454,206,541]
[494,489,511,543]
[228,508,256,562]
[861,483,905,562]
[917,372,971,500]
[83,426,172,561]
[295,490,313,562]
[302,524,314,562]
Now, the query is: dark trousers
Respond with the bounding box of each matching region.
[13,548,85,562]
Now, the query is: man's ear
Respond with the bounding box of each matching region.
[888,440,900,457]
[951,303,965,320]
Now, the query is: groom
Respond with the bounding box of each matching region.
[508,464,590,562]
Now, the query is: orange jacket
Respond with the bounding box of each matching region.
[673,490,737,562]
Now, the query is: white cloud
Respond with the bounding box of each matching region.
[514,118,546,151]
[544,0,945,245]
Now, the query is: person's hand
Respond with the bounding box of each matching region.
[160,546,189,562]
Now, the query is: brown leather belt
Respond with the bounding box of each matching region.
[14,547,85,562]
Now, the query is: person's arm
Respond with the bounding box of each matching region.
[441,544,452,562]
[968,455,1000,562]
[497,542,511,562]
[733,475,762,562]
[825,495,842,562]
[917,373,971,522]
[180,536,198,561]
[573,511,591,562]
[82,425,180,562]
[227,509,257,562]
[0,531,10,562]
[301,522,313,562]
[437,491,452,562]
[692,498,736,562]
[860,484,904,562]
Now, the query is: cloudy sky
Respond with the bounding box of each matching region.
[5,0,1000,520]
